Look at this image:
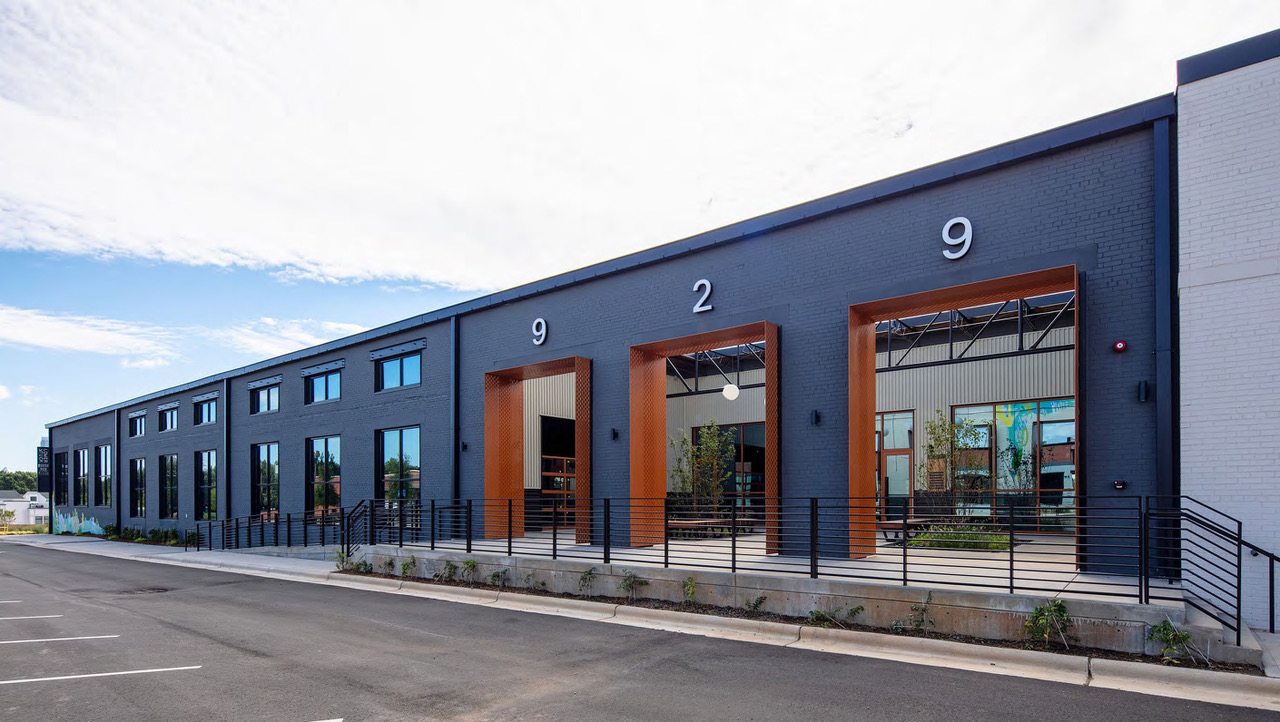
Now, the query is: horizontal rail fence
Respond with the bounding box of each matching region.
[1145,496,1243,645]
[189,494,1271,635]
[195,507,347,552]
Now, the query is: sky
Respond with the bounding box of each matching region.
[1,1,1279,471]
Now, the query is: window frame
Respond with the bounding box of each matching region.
[306,435,341,513]
[128,415,146,438]
[250,385,280,415]
[304,371,341,405]
[375,426,421,502]
[129,457,146,518]
[94,444,112,507]
[194,399,217,426]
[54,452,69,507]
[73,448,89,506]
[250,442,280,517]
[158,454,178,520]
[159,407,179,433]
[375,353,422,393]
[195,449,217,521]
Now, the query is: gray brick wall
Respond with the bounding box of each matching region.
[1178,55,1280,628]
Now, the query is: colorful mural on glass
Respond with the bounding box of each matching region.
[53,510,106,535]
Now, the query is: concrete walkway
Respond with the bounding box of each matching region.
[5,533,1278,712]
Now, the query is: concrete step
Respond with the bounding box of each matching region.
[1178,605,1264,666]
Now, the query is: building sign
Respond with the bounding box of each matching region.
[36,446,51,493]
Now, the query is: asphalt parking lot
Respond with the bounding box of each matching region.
[0,542,1270,721]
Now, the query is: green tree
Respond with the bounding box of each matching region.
[0,470,36,494]
[669,419,735,513]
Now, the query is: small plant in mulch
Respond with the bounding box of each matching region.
[1024,599,1077,650]
[681,577,698,605]
[400,555,417,578]
[460,559,478,586]
[892,592,936,634]
[487,568,510,589]
[744,595,767,613]
[1148,619,1209,666]
[617,569,649,601]
[435,560,458,583]
[578,567,597,595]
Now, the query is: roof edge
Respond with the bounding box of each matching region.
[1178,28,1280,85]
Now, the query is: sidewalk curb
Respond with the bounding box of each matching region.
[608,605,801,646]
[1089,658,1280,712]
[791,626,1089,685]
[8,536,1276,711]
[493,593,619,620]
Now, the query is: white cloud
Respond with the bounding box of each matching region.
[210,317,368,359]
[0,385,10,401]
[3,4,1278,292]
[0,304,178,363]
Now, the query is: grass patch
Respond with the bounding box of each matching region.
[908,524,1010,551]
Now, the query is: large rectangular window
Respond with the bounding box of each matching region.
[160,407,178,432]
[94,445,112,507]
[376,353,421,392]
[54,452,68,506]
[73,448,89,506]
[159,454,178,519]
[305,372,341,404]
[251,442,279,516]
[376,426,420,501]
[250,385,279,414]
[194,399,217,425]
[307,436,341,512]
[129,415,146,437]
[195,450,217,521]
[129,458,146,518]
[952,398,1076,531]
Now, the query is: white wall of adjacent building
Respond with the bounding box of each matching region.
[0,491,49,526]
[1178,53,1280,628]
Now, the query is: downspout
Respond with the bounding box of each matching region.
[1153,117,1177,499]
[450,315,461,505]
[114,409,122,530]
[222,378,231,520]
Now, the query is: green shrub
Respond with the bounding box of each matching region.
[617,569,649,601]
[744,595,767,613]
[908,524,1010,550]
[1024,599,1076,649]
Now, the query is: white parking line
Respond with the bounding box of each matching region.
[0,635,120,645]
[0,600,21,604]
[0,665,202,685]
[0,615,62,621]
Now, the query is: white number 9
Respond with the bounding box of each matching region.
[942,217,972,260]
[532,317,547,345]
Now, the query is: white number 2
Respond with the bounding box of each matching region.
[532,317,547,345]
[692,279,713,313]
[942,217,972,260]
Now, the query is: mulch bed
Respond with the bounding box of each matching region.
[334,569,1263,676]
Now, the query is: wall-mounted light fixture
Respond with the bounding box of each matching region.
[1112,479,1127,491]
[460,442,468,451]
[1137,380,1150,402]
[611,428,619,440]
[810,410,821,426]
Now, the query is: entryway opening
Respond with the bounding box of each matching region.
[483,356,591,543]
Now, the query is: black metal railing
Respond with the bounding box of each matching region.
[189,494,1277,640]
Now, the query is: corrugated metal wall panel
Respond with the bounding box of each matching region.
[875,348,1074,462]
[522,373,576,489]
[665,368,766,489]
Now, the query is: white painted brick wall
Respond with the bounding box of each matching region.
[1178,55,1280,629]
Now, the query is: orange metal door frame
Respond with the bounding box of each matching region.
[483,356,592,543]
[628,321,779,550]
[848,266,1078,559]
